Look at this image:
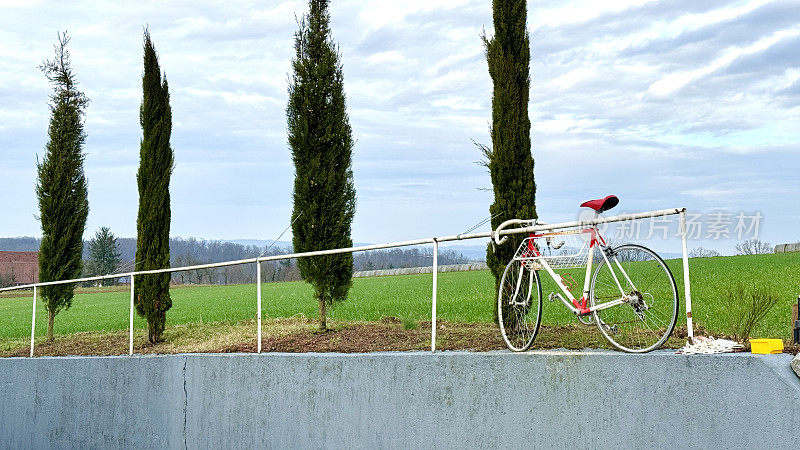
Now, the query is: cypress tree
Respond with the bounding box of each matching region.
[135,29,174,343]
[36,32,90,342]
[287,0,356,331]
[482,0,537,318]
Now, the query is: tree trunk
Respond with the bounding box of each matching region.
[47,309,55,342]
[318,296,327,331]
[147,310,166,344]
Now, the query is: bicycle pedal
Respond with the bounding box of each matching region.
[548,292,559,302]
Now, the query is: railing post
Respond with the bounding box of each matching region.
[257,260,262,354]
[431,238,438,353]
[129,275,135,356]
[679,211,694,342]
[30,286,36,357]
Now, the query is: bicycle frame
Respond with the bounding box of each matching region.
[516,227,639,317]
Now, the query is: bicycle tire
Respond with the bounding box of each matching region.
[589,244,678,353]
[498,259,543,352]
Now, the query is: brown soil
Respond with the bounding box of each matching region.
[782,341,800,354]
[4,331,133,357]
[225,322,507,353]
[2,318,702,357]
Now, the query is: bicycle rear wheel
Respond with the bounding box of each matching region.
[589,244,678,353]
[498,259,542,352]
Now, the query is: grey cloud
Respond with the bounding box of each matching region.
[680,118,763,136]
[532,0,722,56]
[354,25,411,56]
[775,80,800,106]
[620,0,800,62]
[402,3,485,31]
[724,35,800,76]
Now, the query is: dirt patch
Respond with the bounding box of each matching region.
[221,322,497,353]
[220,322,691,353]
[4,318,786,357]
[782,341,800,354]
[3,331,130,357]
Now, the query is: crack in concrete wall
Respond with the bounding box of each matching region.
[181,356,188,450]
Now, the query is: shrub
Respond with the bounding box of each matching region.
[726,282,780,342]
[690,247,721,258]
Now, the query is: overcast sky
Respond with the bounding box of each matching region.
[1,0,798,253]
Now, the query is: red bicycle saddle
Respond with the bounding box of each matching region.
[580,195,619,213]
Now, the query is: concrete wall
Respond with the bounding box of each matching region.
[2,352,799,449]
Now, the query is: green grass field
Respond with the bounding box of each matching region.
[1,252,798,344]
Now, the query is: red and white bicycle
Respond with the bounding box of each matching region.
[493,195,679,353]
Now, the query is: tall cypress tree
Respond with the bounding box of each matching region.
[36,32,90,342]
[135,29,174,344]
[287,0,356,331]
[482,0,537,317]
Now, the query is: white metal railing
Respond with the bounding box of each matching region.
[0,207,693,357]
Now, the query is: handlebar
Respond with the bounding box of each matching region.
[492,218,542,245]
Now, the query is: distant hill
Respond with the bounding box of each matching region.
[0,237,40,253]
[0,237,275,265]
[225,239,373,249]
[0,236,691,263]
[0,236,477,275]
[225,239,292,248]
[437,243,488,261]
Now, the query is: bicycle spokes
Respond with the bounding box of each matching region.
[590,245,678,353]
[497,261,542,352]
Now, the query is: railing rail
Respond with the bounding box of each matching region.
[1,207,693,357]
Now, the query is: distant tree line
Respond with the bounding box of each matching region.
[1,236,469,287]
[354,248,468,271]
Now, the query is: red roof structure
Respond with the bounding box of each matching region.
[0,251,39,285]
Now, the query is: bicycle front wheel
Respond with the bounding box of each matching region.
[498,259,542,352]
[589,244,678,353]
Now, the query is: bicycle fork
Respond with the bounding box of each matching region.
[508,263,532,307]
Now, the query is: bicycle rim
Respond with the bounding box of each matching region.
[498,260,542,352]
[590,244,678,353]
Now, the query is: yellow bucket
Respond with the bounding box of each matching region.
[749,338,784,354]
